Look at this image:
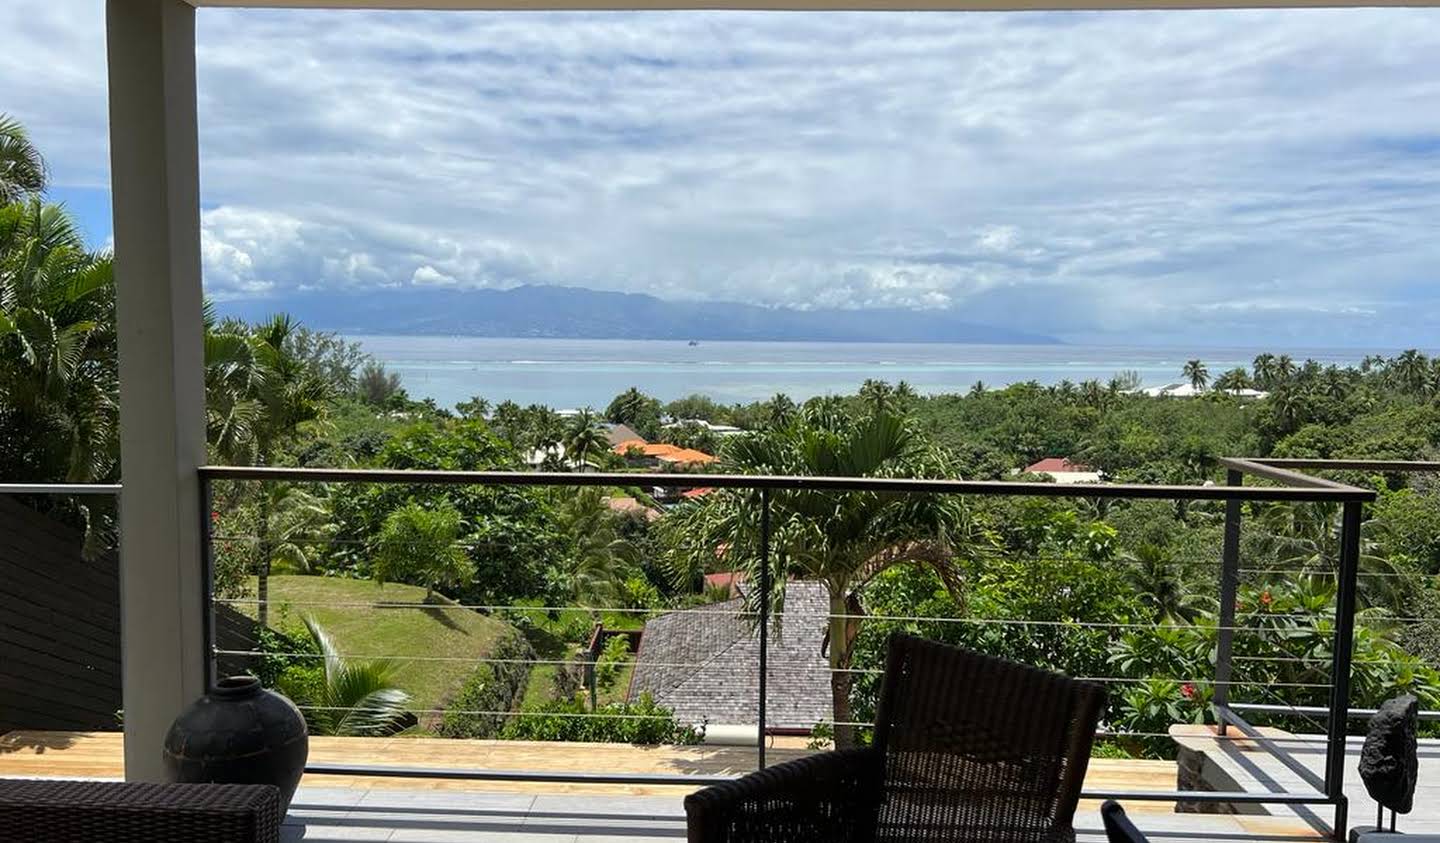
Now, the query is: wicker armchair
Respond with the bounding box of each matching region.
[0,779,282,842]
[685,634,1106,843]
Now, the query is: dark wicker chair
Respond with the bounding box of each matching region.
[0,779,282,842]
[1100,800,1150,842]
[685,634,1106,843]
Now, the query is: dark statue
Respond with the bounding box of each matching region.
[1358,694,1419,828]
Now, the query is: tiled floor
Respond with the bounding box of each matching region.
[280,786,1325,842]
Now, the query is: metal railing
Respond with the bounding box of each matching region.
[198,461,1382,839]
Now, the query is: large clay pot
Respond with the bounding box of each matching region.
[162,675,309,813]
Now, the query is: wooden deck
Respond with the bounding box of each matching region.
[1,730,1330,840]
[3,729,1176,806]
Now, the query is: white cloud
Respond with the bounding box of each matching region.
[7,5,1440,344]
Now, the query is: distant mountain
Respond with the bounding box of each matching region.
[217,285,1058,345]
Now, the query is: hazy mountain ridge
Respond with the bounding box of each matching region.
[217,285,1058,344]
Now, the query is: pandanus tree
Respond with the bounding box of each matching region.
[663,405,967,746]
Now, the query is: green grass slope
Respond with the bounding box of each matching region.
[250,574,514,713]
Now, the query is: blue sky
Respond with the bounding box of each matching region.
[4,4,1440,346]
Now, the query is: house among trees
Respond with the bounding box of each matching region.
[627,581,830,731]
[1022,458,1103,484]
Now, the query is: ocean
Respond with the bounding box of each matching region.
[352,336,1381,411]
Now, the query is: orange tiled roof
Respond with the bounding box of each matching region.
[681,487,714,499]
[656,448,716,465]
[614,441,685,457]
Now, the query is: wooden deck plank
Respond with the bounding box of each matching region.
[0,729,1191,809]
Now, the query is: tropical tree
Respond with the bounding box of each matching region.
[357,362,402,406]
[563,408,609,468]
[1390,350,1431,396]
[373,501,474,600]
[1258,500,1408,611]
[291,616,411,736]
[1182,360,1209,392]
[0,198,117,487]
[1252,354,1278,390]
[555,487,636,606]
[663,407,966,746]
[765,392,797,427]
[1121,544,1210,622]
[1212,367,1251,394]
[205,314,331,625]
[0,114,46,203]
[605,387,661,439]
[455,395,491,419]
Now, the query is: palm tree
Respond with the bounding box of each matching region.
[1252,354,1278,390]
[0,197,118,556]
[1275,354,1297,383]
[663,408,966,746]
[0,114,47,203]
[1391,349,1430,395]
[249,483,333,574]
[292,616,411,736]
[1121,544,1210,622]
[1259,501,1406,611]
[373,502,474,600]
[1182,360,1209,392]
[205,314,331,625]
[766,393,797,427]
[858,379,896,414]
[556,487,636,606]
[563,408,609,468]
[0,198,117,487]
[1212,367,1251,395]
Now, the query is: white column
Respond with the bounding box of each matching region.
[106,0,208,782]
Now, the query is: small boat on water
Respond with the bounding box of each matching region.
[688,340,699,346]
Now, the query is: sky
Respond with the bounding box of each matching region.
[3,5,1440,347]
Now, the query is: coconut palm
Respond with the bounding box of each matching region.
[563,408,609,468]
[294,616,411,736]
[0,114,46,203]
[1212,367,1251,395]
[1121,544,1211,622]
[1391,349,1431,396]
[766,392,797,427]
[205,314,331,626]
[1252,354,1278,389]
[663,407,966,746]
[1182,360,1209,392]
[557,487,636,606]
[1259,501,1407,612]
[374,502,474,600]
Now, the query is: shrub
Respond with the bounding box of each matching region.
[436,631,535,739]
[501,694,703,745]
[594,635,631,691]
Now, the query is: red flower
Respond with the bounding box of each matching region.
[1180,683,1196,700]
[211,510,221,523]
[1259,590,1273,607]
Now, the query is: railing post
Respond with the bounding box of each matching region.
[757,487,771,770]
[199,473,215,691]
[1326,499,1362,838]
[1214,469,1243,734]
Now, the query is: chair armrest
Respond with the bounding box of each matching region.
[684,748,881,843]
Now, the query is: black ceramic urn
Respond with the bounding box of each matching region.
[162,675,309,813]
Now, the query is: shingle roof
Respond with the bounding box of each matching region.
[628,581,831,729]
[604,424,643,447]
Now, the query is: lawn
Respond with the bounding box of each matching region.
[248,574,516,713]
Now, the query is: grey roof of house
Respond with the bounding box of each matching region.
[627,581,831,729]
[603,423,642,446]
